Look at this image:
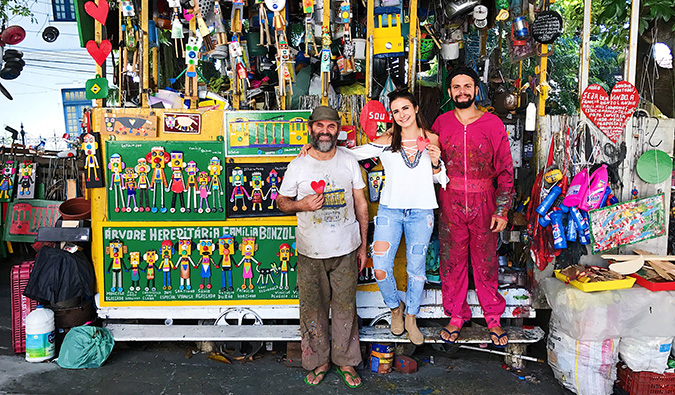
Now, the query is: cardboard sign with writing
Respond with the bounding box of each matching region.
[360,100,392,141]
[532,11,563,44]
[580,81,639,143]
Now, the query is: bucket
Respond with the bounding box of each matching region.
[369,342,394,373]
[25,305,55,362]
[353,38,366,60]
[441,42,460,60]
[59,197,91,220]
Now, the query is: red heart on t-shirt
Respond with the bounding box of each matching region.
[416,136,430,152]
[310,180,326,194]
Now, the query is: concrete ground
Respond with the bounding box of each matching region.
[0,252,569,395]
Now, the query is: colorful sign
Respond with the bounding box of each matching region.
[580,81,639,143]
[589,194,666,253]
[224,110,310,157]
[105,141,226,220]
[224,162,288,218]
[101,111,158,137]
[101,224,298,303]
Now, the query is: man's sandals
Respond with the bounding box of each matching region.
[336,367,363,388]
[304,367,329,386]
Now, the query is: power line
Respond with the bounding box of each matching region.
[24,57,110,69]
[25,63,96,73]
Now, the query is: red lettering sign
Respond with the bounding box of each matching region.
[580,81,639,142]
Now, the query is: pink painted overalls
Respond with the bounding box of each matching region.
[432,110,514,329]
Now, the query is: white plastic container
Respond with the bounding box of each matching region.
[25,305,55,362]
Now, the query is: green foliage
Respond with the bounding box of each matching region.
[1,0,36,23]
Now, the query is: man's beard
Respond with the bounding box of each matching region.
[310,131,338,152]
[452,95,475,109]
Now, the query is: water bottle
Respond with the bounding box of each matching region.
[550,211,567,249]
[25,305,55,362]
[536,186,562,216]
[566,216,578,242]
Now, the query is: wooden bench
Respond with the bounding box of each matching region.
[105,323,544,368]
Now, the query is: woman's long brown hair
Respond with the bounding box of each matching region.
[387,88,429,153]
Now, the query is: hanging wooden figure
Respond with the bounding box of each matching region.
[108,153,127,212]
[213,1,228,47]
[236,237,259,290]
[168,0,184,57]
[184,160,199,213]
[338,1,354,74]
[231,0,245,33]
[0,160,16,202]
[106,238,129,293]
[168,151,187,213]
[147,146,170,213]
[302,0,316,55]
[266,0,293,95]
[82,132,104,188]
[134,158,151,211]
[175,238,198,290]
[208,156,224,212]
[257,0,272,47]
[122,167,139,212]
[229,166,250,211]
[16,161,37,199]
[120,1,140,89]
[184,34,203,103]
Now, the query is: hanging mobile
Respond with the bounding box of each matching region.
[266,0,293,96]
[338,1,354,74]
[168,0,184,57]
[302,0,317,55]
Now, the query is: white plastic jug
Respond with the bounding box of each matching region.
[25,305,55,362]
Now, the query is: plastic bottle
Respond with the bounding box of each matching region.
[566,216,578,242]
[25,305,55,362]
[569,206,588,231]
[580,164,608,211]
[536,185,562,216]
[550,211,567,249]
[578,211,591,245]
[525,103,537,131]
[562,169,589,207]
[538,211,552,227]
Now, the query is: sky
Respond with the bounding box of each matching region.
[2,1,105,149]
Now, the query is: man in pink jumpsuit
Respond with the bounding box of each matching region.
[431,67,513,347]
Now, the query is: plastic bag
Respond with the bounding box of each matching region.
[619,337,673,374]
[547,314,619,394]
[56,326,115,369]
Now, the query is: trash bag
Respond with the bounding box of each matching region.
[56,326,115,369]
[23,247,95,305]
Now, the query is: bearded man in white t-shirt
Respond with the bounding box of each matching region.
[277,106,368,388]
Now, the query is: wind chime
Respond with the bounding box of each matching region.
[266,0,293,97]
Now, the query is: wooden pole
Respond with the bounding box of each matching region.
[141,0,149,108]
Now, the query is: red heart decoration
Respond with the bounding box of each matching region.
[183,9,194,22]
[416,136,430,152]
[310,180,326,194]
[84,0,109,25]
[86,40,112,66]
[359,100,393,141]
[580,81,639,143]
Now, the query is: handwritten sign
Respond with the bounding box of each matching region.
[580,81,639,142]
[532,11,563,44]
[360,100,392,141]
